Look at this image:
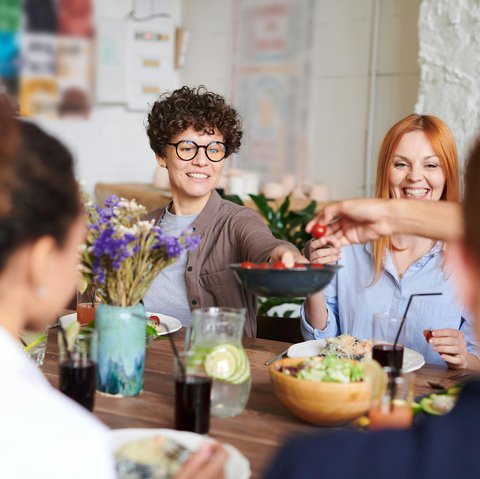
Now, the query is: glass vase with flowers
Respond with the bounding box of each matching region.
[80,195,199,397]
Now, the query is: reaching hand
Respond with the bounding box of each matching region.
[306,199,394,248]
[271,246,308,268]
[174,443,227,479]
[306,239,341,265]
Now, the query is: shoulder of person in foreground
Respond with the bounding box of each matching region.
[263,388,480,479]
[1,378,114,477]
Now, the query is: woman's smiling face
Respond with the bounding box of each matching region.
[389,130,446,201]
[159,126,225,211]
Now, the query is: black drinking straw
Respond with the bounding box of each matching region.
[392,292,443,362]
[58,322,73,363]
[137,313,186,379]
[388,292,443,411]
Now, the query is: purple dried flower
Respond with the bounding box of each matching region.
[80,194,200,306]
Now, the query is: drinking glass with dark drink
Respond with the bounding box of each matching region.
[174,351,212,435]
[58,327,97,411]
[371,312,405,370]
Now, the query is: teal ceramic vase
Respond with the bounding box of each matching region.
[95,303,146,397]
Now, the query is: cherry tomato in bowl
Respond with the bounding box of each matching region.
[293,263,308,269]
[240,261,257,269]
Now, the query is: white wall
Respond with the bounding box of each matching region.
[37,0,421,199]
[180,0,234,98]
[181,0,421,199]
[36,107,154,195]
[416,0,480,167]
[32,0,182,195]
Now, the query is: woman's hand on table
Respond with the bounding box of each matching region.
[428,328,468,369]
[175,443,227,479]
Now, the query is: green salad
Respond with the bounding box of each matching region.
[279,355,364,383]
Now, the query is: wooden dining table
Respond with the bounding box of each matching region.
[41,327,472,479]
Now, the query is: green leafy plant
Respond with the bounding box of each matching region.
[223,193,317,251]
[223,193,317,317]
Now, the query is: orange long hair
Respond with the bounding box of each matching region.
[372,114,460,283]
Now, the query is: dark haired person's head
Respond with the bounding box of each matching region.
[0,94,18,216]
[464,139,480,262]
[146,85,243,159]
[452,138,480,341]
[0,111,83,332]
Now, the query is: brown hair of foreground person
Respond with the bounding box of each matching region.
[464,139,480,264]
[0,94,18,216]
[0,113,80,272]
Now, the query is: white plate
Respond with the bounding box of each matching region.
[146,312,182,335]
[59,311,182,336]
[287,339,425,373]
[110,428,251,479]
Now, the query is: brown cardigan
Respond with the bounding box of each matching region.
[145,190,296,337]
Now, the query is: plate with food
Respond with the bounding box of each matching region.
[230,262,341,298]
[146,312,182,336]
[111,428,250,479]
[59,311,182,338]
[417,385,462,416]
[287,334,425,373]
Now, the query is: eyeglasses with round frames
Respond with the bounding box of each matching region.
[166,140,228,162]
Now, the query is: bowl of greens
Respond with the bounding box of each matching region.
[269,355,372,425]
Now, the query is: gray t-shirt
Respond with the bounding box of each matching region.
[143,207,197,326]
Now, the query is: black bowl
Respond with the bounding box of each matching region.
[230,263,341,298]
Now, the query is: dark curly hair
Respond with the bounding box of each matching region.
[147,85,243,159]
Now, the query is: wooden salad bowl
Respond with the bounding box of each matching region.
[269,357,372,426]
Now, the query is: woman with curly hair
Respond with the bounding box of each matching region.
[144,85,303,336]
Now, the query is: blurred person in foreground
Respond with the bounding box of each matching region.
[143,85,304,336]
[0,101,226,478]
[302,114,479,369]
[264,140,480,479]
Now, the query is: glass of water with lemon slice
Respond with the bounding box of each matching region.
[187,308,251,418]
[20,327,49,366]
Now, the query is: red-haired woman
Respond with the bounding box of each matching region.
[302,114,480,369]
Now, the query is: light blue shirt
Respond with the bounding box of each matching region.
[300,242,480,366]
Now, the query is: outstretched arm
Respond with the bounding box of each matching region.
[306,199,464,246]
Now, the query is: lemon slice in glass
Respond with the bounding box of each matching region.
[23,333,47,352]
[65,320,81,352]
[205,345,240,381]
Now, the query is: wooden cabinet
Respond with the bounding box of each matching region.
[95,183,172,212]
